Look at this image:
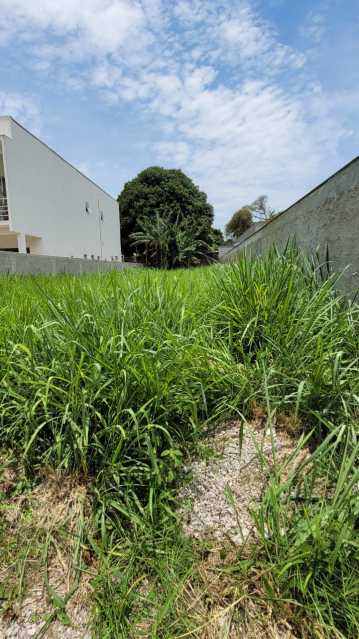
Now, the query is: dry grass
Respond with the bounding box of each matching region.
[0,466,95,638]
[166,544,302,639]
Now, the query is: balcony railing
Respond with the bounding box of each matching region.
[0,197,9,221]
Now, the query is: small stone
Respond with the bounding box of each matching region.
[177,420,296,545]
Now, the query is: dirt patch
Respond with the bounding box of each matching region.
[0,470,94,639]
[177,419,298,545]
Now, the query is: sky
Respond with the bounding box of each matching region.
[0,0,358,229]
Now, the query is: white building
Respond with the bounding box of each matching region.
[0,116,121,261]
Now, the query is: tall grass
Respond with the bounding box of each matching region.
[0,271,212,519]
[250,420,359,638]
[212,251,359,426]
[1,247,359,636]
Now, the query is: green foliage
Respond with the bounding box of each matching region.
[92,525,197,637]
[210,227,224,246]
[252,422,359,638]
[130,211,172,268]
[1,251,359,517]
[130,211,216,268]
[1,248,359,635]
[117,166,217,266]
[211,246,359,424]
[225,195,277,240]
[225,206,253,239]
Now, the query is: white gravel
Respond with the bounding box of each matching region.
[177,420,295,545]
[0,603,90,639]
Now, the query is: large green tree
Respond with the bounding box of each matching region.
[118,167,220,267]
[225,207,253,240]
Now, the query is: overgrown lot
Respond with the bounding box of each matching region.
[1,249,359,638]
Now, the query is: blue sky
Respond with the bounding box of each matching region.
[0,0,358,229]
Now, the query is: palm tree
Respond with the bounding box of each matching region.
[130,211,217,269]
[174,220,215,268]
[130,212,171,268]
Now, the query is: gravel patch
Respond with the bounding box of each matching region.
[0,601,90,639]
[177,420,296,545]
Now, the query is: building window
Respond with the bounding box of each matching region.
[100,211,104,222]
[85,202,91,214]
[0,176,6,198]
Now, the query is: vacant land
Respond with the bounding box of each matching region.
[1,249,359,638]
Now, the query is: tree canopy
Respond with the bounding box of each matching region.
[225,195,277,240]
[225,207,253,239]
[118,167,221,267]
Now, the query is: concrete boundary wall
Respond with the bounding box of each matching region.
[0,251,139,275]
[222,156,359,294]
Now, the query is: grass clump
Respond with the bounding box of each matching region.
[248,424,359,639]
[0,247,358,637]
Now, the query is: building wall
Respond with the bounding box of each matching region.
[0,234,18,249]
[0,251,138,275]
[222,157,359,294]
[1,117,121,260]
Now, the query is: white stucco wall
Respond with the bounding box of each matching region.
[0,117,121,260]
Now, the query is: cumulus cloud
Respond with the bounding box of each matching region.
[0,0,354,225]
[0,0,147,53]
[154,80,349,213]
[218,5,305,70]
[0,91,40,132]
[154,140,190,165]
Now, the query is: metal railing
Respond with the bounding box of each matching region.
[0,197,9,221]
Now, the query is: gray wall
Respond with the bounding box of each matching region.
[0,251,138,275]
[222,157,359,294]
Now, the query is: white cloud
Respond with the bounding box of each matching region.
[0,0,355,226]
[301,10,327,43]
[218,6,305,70]
[0,91,40,132]
[154,79,350,219]
[173,1,201,23]
[0,0,149,60]
[0,0,304,73]
[154,140,190,165]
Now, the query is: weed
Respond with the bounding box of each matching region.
[0,249,358,636]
